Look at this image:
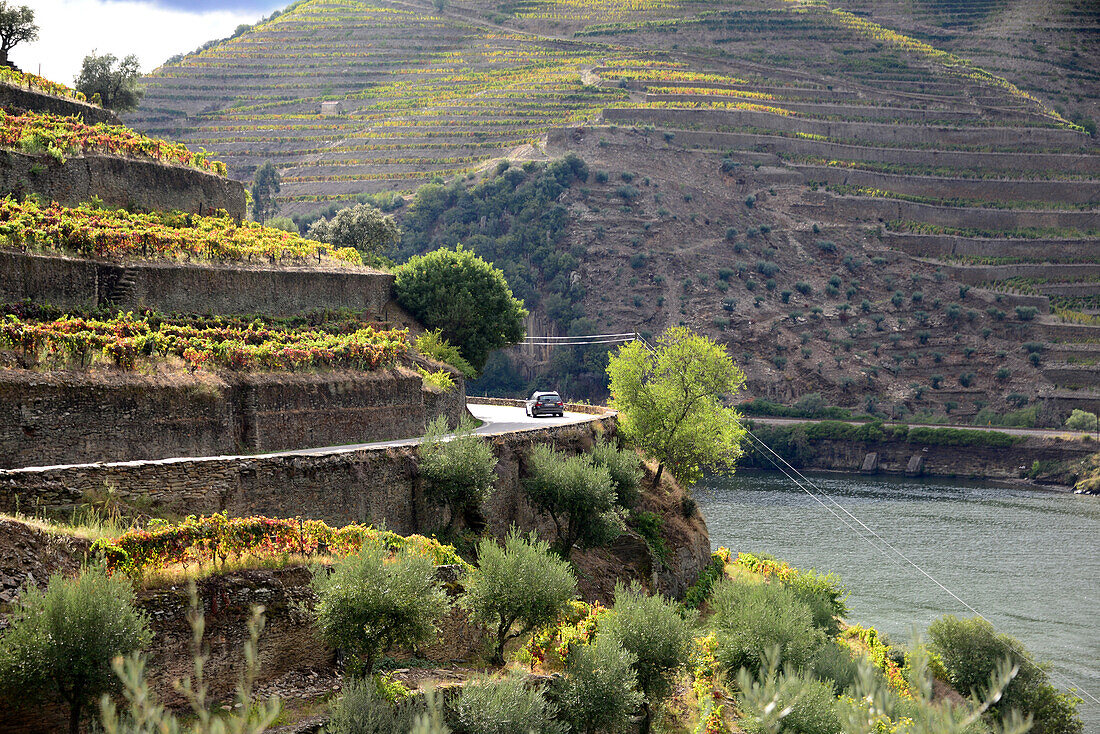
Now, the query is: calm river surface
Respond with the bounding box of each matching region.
[695,470,1100,730]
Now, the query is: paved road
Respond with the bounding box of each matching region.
[7,404,604,473]
[273,403,601,457]
[749,415,1099,441]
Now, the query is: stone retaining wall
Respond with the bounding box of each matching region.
[0,82,119,125]
[601,107,1091,148]
[643,96,989,123]
[883,234,1099,260]
[0,369,465,469]
[0,412,616,532]
[795,164,1100,204]
[549,127,1100,175]
[745,431,1095,479]
[0,150,245,218]
[938,263,1100,285]
[0,250,398,317]
[796,193,1100,230]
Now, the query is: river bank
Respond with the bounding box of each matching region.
[742,418,1096,486]
[696,470,1100,731]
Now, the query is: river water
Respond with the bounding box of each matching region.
[695,470,1100,730]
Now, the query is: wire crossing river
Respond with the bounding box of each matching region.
[696,470,1100,729]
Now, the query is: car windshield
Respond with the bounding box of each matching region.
[539,394,560,402]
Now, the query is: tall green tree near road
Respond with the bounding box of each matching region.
[607,326,746,489]
[0,565,151,734]
[307,202,400,262]
[0,2,36,67]
[250,161,281,224]
[418,414,498,531]
[394,245,527,373]
[74,52,143,111]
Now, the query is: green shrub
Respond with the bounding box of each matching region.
[811,641,860,695]
[709,577,826,676]
[0,565,151,734]
[415,329,476,378]
[602,583,696,731]
[589,439,643,509]
[907,426,1021,448]
[1064,409,1097,431]
[325,677,422,734]
[451,673,562,734]
[523,444,623,559]
[312,541,450,675]
[419,415,498,530]
[783,569,848,636]
[463,531,577,664]
[556,634,643,734]
[929,615,1082,734]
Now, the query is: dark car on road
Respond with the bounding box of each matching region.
[525,391,564,417]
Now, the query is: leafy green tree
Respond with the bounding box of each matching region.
[418,415,498,531]
[589,438,643,509]
[556,634,643,734]
[0,565,151,734]
[307,202,400,261]
[312,541,450,675]
[929,616,1083,734]
[250,161,281,224]
[462,531,577,664]
[394,246,527,373]
[601,583,696,734]
[0,2,35,66]
[522,444,624,559]
[74,52,143,111]
[452,673,562,734]
[1064,409,1097,432]
[607,326,746,488]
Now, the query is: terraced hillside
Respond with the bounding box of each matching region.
[128,0,1100,425]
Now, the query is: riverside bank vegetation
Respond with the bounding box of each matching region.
[0,327,1084,734]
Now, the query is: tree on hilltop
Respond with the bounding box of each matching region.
[250,161,281,224]
[74,52,143,111]
[0,2,36,67]
[607,326,746,489]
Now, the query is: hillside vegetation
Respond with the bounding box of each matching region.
[127,0,1100,422]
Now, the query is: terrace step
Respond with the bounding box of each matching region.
[936,263,1100,285]
[795,192,1100,231]
[104,269,139,306]
[602,107,1093,150]
[559,127,1100,175]
[793,165,1100,205]
[641,96,994,124]
[883,233,1100,261]
[1043,364,1100,389]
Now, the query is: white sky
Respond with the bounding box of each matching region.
[11,0,278,85]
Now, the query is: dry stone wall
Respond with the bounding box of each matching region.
[0,82,119,125]
[601,108,1091,148]
[0,369,465,469]
[797,193,1100,230]
[795,165,1100,204]
[0,250,399,317]
[550,127,1100,174]
[0,150,245,218]
[883,234,1099,260]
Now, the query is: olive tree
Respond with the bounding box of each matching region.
[462,531,576,664]
[418,415,498,531]
[312,541,450,676]
[394,246,527,373]
[452,673,562,734]
[0,565,151,734]
[74,52,143,111]
[607,326,746,489]
[0,2,36,66]
[601,583,696,734]
[522,444,623,559]
[307,202,400,261]
[589,438,643,509]
[556,634,643,734]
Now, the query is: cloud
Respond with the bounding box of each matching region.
[10,0,280,85]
